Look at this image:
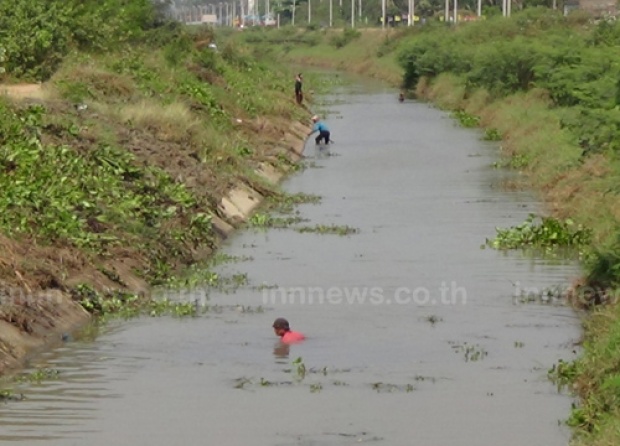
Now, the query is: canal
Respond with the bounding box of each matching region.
[0,79,580,446]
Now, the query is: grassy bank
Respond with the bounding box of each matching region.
[233,11,620,445]
[0,2,310,373]
[0,32,307,290]
[221,25,406,86]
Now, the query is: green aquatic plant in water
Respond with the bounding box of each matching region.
[422,315,443,326]
[73,284,204,319]
[371,382,416,393]
[450,341,488,362]
[0,367,61,404]
[296,224,359,236]
[14,368,60,383]
[484,128,502,141]
[486,214,591,251]
[249,212,271,227]
[249,212,307,229]
[269,193,321,214]
[208,253,254,267]
[452,110,480,128]
[0,388,24,402]
[309,383,323,393]
[492,153,530,169]
[292,356,306,380]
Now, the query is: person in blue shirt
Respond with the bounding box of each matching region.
[308,115,330,145]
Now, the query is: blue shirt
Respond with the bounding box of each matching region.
[310,121,329,133]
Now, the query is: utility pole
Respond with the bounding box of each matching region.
[292,0,296,25]
[381,0,386,29]
[444,0,449,23]
[477,0,481,16]
[351,0,354,27]
[453,0,457,24]
[408,0,414,26]
[308,0,311,24]
[240,0,245,27]
[329,0,333,26]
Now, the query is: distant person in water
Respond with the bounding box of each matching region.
[273,318,305,344]
[308,115,330,145]
[398,92,405,102]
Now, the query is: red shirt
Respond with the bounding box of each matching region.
[282,330,305,344]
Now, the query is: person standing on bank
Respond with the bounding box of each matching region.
[308,115,330,145]
[294,73,303,105]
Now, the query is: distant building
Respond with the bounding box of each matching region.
[564,0,617,17]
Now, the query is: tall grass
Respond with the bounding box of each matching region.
[117,101,202,142]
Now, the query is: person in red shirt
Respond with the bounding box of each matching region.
[272,318,305,344]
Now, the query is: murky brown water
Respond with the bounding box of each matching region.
[0,82,581,445]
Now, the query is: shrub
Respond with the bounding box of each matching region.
[329,28,362,48]
[466,38,543,94]
[0,0,170,81]
[0,1,73,80]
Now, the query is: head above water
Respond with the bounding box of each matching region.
[273,317,291,337]
[272,318,290,330]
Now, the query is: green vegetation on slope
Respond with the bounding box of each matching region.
[221,25,405,85]
[0,3,307,316]
[0,101,210,254]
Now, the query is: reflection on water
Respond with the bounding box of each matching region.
[308,144,333,160]
[273,342,291,360]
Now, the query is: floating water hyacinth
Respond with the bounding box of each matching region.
[486,214,591,250]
